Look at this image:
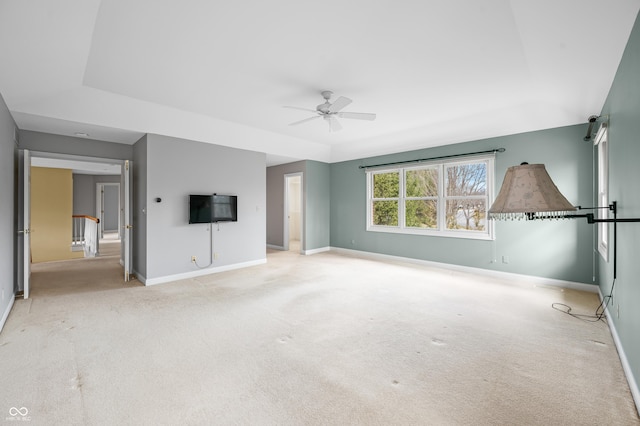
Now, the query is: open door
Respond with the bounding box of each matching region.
[17,149,31,298]
[122,160,133,281]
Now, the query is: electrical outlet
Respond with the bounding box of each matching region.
[191,256,196,263]
[214,253,219,260]
[617,304,620,319]
[502,255,509,264]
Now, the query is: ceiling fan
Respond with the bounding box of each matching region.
[284,91,376,132]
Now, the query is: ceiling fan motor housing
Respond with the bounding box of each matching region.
[317,102,331,114]
[317,91,334,113]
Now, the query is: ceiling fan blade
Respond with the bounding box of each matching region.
[328,116,342,132]
[283,106,318,113]
[328,96,352,113]
[289,115,321,126]
[337,112,377,121]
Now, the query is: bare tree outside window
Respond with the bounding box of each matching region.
[445,163,486,231]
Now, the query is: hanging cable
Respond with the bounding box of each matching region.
[194,224,214,269]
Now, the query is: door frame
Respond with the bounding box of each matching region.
[96,182,121,239]
[20,151,133,285]
[283,172,303,253]
[122,160,133,281]
[17,149,31,298]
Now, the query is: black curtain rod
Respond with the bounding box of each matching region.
[358,148,506,170]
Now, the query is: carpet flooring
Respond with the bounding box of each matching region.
[1,249,638,425]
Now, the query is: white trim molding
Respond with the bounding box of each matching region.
[142,258,267,286]
[329,247,598,293]
[0,294,16,333]
[304,246,330,256]
[599,289,640,416]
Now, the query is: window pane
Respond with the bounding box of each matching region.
[446,200,486,231]
[446,163,486,196]
[373,172,399,198]
[406,200,437,229]
[406,168,438,197]
[372,200,398,226]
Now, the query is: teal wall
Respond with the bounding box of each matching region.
[330,124,594,284]
[304,160,331,251]
[599,10,640,399]
[0,92,16,331]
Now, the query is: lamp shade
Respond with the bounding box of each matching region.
[488,164,576,220]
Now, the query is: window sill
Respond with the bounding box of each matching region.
[367,226,494,241]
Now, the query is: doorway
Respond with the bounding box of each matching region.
[284,173,303,253]
[96,182,121,239]
[17,150,135,299]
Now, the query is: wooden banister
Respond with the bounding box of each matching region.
[72,214,100,224]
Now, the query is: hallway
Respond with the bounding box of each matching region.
[29,247,140,298]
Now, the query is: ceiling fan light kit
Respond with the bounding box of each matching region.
[284,91,376,132]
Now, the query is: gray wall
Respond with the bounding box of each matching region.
[133,135,148,279]
[19,130,133,160]
[0,92,16,329]
[73,174,95,216]
[266,161,306,248]
[103,184,119,231]
[73,174,121,218]
[140,134,266,281]
[330,124,594,284]
[599,10,640,400]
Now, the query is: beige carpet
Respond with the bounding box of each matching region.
[97,240,120,257]
[1,250,638,425]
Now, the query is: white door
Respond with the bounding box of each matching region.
[96,183,105,239]
[17,149,31,298]
[122,160,133,281]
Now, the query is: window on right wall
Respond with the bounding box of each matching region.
[595,123,609,262]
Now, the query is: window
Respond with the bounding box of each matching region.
[367,156,494,240]
[595,124,608,261]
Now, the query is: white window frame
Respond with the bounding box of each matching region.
[594,123,609,262]
[366,156,495,240]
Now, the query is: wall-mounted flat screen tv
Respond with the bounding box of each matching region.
[212,194,237,222]
[189,195,212,224]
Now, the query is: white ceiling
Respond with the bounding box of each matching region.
[1,0,638,167]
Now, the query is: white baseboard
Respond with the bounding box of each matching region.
[143,258,267,286]
[329,247,598,293]
[0,295,16,334]
[267,244,284,251]
[599,289,640,416]
[132,269,146,285]
[304,246,330,256]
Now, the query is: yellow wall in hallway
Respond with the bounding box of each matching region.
[31,167,83,263]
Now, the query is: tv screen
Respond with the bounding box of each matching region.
[189,195,212,224]
[212,195,237,222]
